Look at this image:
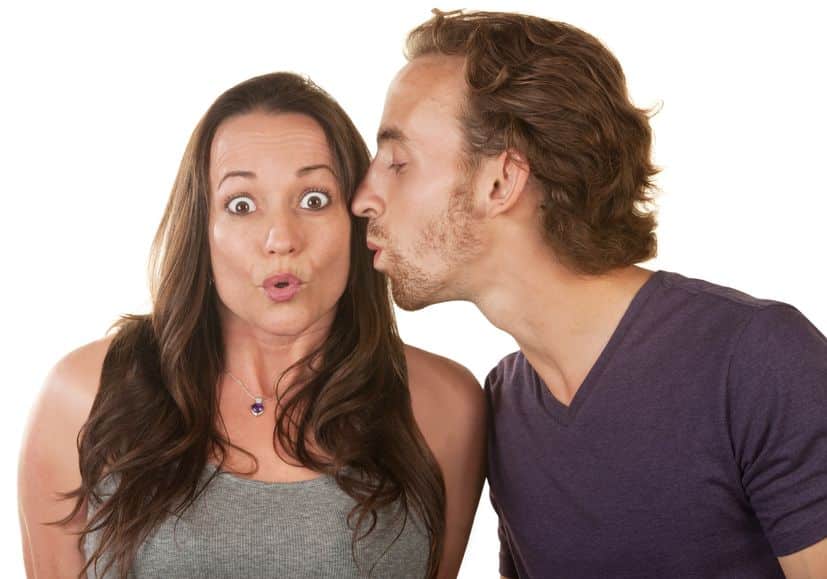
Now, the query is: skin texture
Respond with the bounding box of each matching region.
[207,112,353,480]
[353,56,482,311]
[353,55,826,577]
[779,539,827,579]
[18,111,485,578]
[352,55,643,409]
[18,338,109,578]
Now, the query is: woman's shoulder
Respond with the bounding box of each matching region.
[19,335,116,514]
[45,335,114,410]
[403,344,486,452]
[23,335,115,454]
[402,345,486,574]
[18,335,117,572]
[404,344,481,402]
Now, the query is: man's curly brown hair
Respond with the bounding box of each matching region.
[406,9,658,274]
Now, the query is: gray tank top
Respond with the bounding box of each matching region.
[84,464,429,578]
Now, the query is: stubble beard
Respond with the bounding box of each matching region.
[379,180,481,311]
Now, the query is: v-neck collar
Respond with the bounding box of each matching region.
[523,270,664,426]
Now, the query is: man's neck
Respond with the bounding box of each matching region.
[472,246,653,406]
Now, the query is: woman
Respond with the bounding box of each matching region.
[18,72,485,578]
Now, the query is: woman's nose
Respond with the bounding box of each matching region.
[263,216,300,256]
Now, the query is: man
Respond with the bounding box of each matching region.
[351,9,827,579]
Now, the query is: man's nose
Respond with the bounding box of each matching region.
[351,170,385,219]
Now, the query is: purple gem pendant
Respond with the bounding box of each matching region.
[250,397,265,417]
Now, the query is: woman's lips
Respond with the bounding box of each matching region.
[262,273,303,302]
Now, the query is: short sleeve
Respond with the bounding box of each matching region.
[728,304,827,556]
[490,488,518,578]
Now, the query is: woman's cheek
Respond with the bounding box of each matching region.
[211,219,255,283]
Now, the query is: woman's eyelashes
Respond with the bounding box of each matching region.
[389,162,407,174]
[226,194,256,215]
[223,189,332,215]
[299,189,331,210]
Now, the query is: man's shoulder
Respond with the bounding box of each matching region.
[483,350,527,398]
[648,273,825,396]
[636,271,797,342]
[657,270,786,312]
[730,301,825,379]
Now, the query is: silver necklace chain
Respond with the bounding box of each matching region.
[224,371,277,401]
[224,371,277,417]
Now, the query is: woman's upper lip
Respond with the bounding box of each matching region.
[262,273,303,287]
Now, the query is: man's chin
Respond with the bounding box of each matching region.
[385,260,453,311]
[389,282,434,312]
[393,298,430,312]
[391,282,458,311]
[391,291,431,312]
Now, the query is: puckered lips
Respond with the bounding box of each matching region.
[262,273,303,302]
[366,240,383,267]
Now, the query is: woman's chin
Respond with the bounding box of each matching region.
[256,308,335,341]
[218,296,338,342]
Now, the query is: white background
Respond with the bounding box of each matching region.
[2,1,825,575]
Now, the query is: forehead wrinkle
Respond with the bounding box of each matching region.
[212,111,330,158]
[211,131,333,189]
[213,129,330,160]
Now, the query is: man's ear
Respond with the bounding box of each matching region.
[476,150,531,218]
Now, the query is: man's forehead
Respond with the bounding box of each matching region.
[380,55,466,144]
[395,54,465,90]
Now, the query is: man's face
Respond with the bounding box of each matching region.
[352,55,481,310]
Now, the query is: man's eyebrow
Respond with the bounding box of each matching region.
[218,170,256,189]
[377,126,408,146]
[296,164,337,177]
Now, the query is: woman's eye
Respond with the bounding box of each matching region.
[226,195,256,215]
[299,190,331,210]
[389,162,407,174]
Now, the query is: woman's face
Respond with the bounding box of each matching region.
[208,111,351,340]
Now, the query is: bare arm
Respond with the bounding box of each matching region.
[405,346,487,579]
[18,338,110,578]
[779,537,827,579]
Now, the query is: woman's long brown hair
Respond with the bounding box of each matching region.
[59,72,445,578]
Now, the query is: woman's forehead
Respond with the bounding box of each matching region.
[210,112,333,183]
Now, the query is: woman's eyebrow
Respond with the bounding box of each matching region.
[217,165,335,189]
[296,164,336,177]
[218,170,256,189]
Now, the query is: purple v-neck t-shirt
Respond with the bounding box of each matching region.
[485,271,827,578]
